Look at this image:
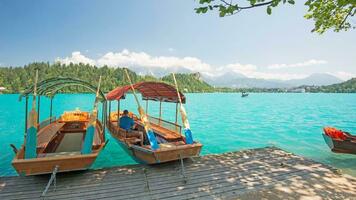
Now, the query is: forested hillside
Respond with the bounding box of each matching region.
[0,62,354,93]
[0,62,213,93]
[306,78,356,93]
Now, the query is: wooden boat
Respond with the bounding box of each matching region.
[323,127,356,155]
[11,76,107,176]
[106,80,202,164]
[241,92,249,97]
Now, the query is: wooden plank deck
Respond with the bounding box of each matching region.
[1,147,355,200]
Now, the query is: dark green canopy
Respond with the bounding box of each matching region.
[19,77,106,101]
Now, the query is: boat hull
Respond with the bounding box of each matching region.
[12,145,104,176]
[323,133,356,155]
[113,137,202,164]
[108,122,202,164]
[12,116,106,176]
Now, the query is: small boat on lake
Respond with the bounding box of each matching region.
[11,74,107,176]
[106,71,202,164]
[323,127,356,155]
[241,92,249,97]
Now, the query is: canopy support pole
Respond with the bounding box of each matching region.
[175,103,178,124]
[146,100,148,115]
[175,102,179,132]
[117,100,120,125]
[108,101,111,118]
[102,102,106,138]
[49,97,53,123]
[25,97,28,133]
[102,102,105,126]
[37,96,41,126]
[159,101,162,125]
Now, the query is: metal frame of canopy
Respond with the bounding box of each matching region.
[106,81,186,127]
[19,77,107,136]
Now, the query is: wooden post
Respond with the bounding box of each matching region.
[25,97,28,133]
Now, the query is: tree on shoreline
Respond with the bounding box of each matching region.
[195,0,356,34]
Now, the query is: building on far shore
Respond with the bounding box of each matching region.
[287,88,306,93]
[0,87,6,93]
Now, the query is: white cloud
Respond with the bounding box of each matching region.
[55,50,353,81]
[55,51,96,66]
[268,59,328,69]
[96,49,213,73]
[220,63,257,73]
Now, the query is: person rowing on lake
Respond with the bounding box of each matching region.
[119,110,144,146]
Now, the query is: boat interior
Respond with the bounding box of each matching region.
[17,110,104,159]
[109,112,187,149]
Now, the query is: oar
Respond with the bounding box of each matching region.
[172,73,194,144]
[82,76,102,154]
[93,76,102,112]
[25,70,39,159]
[124,69,159,150]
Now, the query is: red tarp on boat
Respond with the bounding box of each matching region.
[106,82,186,103]
[323,127,347,140]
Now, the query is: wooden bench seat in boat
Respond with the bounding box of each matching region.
[37,122,65,148]
[149,123,182,141]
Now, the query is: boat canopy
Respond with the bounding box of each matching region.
[19,77,106,101]
[106,82,186,103]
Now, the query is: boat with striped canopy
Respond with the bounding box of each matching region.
[106,72,202,164]
[11,75,107,176]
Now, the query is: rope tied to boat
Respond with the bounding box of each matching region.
[41,165,59,198]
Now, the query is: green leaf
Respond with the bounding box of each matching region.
[249,0,257,6]
[267,6,272,15]
[219,11,226,17]
[288,0,295,5]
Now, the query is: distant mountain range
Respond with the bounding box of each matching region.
[203,73,343,88]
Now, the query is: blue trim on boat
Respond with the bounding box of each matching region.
[81,125,95,154]
[25,126,37,159]
[184,128,194,144]
[147,130,159,150]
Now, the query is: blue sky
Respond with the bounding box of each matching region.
[0,0,355,80]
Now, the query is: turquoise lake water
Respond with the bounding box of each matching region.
[0,93,355,176]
